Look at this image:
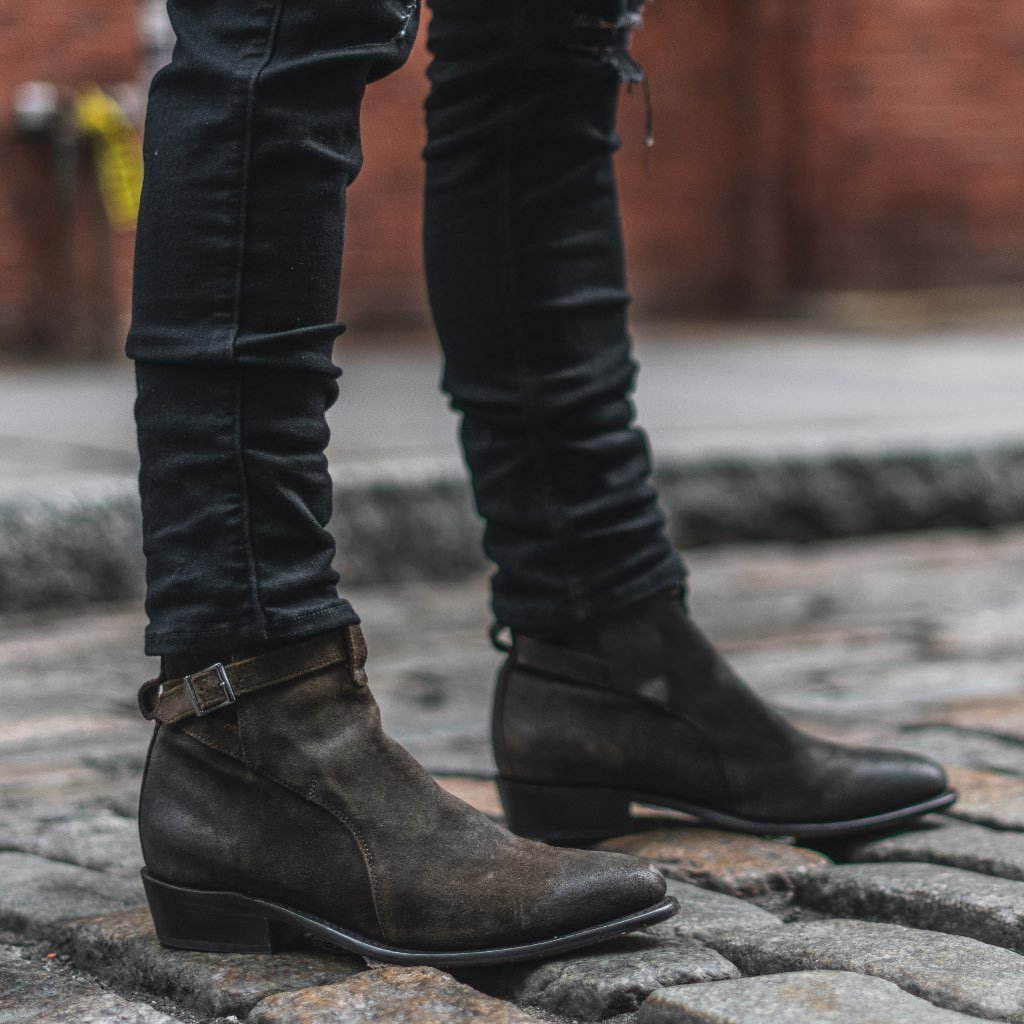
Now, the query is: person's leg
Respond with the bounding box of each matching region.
[127,0,672,963]
[424,0,953,840]
[424,0,684,633]
[128,0,423,654]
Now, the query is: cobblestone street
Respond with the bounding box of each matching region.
[5,527,1024,1022]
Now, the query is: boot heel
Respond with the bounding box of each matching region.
[142,871,297,953]
[497,779,633,843]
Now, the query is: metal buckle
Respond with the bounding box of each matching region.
[184,663,236,717]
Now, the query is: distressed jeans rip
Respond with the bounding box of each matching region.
[564,1,653,146]
[392,0,417,41]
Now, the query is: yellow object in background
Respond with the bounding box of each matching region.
[75,85,143,230]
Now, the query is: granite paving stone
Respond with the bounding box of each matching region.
[840,816,1024,882]
[920,696,1024,741]
[59,909,365,1018]
[598,827,831,896]
[247,966,538,1024]
[944,766,1024,831]
[890,727,1024,778]
[637,971,989,1024]
[0,943,181,1024]
[798,863,1024,953]
[1,944,96,1023]
[643,880,782,944]
[15,992,183,1024]
[705,918,1024,1021]
[467,933,739,1022]
[0,853,144,936]
[0,807,141,872]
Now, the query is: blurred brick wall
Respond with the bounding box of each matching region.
[350,0,1024,321]
[0,0,138,356]
[2,0,1024,356]
[790,0,1024,291]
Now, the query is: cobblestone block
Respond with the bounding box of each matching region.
[15,992,182,1024]
[921,696,1024,741]
[0,853,144,936]
[248,966,536,1024]
[599,827,830,896]
[840,817,1024,881]
[0,943,181,1024]
[60,909,364,1018]
[475,932,739,1021]
[0,807,141,873]
[706,918,1024,1021]
[644,880,781,944]
[798,862,1024,953]
[637,970,987,1024]
[1,943,94,1019]
[945,766,1024,830]
[893,727,1024,777]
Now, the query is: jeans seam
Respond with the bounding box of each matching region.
[498,4,585,619]
[227,0,288,633]
[232,370,266,632]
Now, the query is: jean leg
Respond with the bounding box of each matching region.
[128,0,419,655]
[424,0,685,631]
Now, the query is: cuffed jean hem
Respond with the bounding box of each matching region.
[143,598,361,657]
[493,553,689,633]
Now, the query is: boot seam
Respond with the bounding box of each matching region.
[155,725,389,940]
[137,724,163,871]
[309,781,392,942]
[674,712,739,811]
[180,721,246,764]
[491,658,514,774]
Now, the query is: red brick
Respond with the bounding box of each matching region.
[4,0,1024,353]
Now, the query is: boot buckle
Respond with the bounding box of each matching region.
[184,663,236,717]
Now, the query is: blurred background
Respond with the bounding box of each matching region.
[6,11,1024,996]
[2,0,1024,609]
[3,0,1024,358]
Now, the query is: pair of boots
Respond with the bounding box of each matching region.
[137,589,952,965]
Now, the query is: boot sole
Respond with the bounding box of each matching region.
[498,779,959,842]
[141,870,678,966]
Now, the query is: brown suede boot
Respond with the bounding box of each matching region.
[136,626,674,966]
[493,589,955,843]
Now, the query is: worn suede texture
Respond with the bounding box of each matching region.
[139,629,667,952]
[495,590,949,825]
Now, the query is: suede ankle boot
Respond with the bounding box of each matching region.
[493,589,955,842]
[136,626,675,965]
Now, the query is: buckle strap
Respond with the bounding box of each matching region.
[138,625,366,725]
[514,634,610,689]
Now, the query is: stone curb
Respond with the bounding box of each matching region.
[4,442,1024,611]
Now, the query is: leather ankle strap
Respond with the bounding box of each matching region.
[514,634,610,688]
[138,626,367,725]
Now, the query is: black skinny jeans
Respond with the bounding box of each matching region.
[127,0,685,656]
